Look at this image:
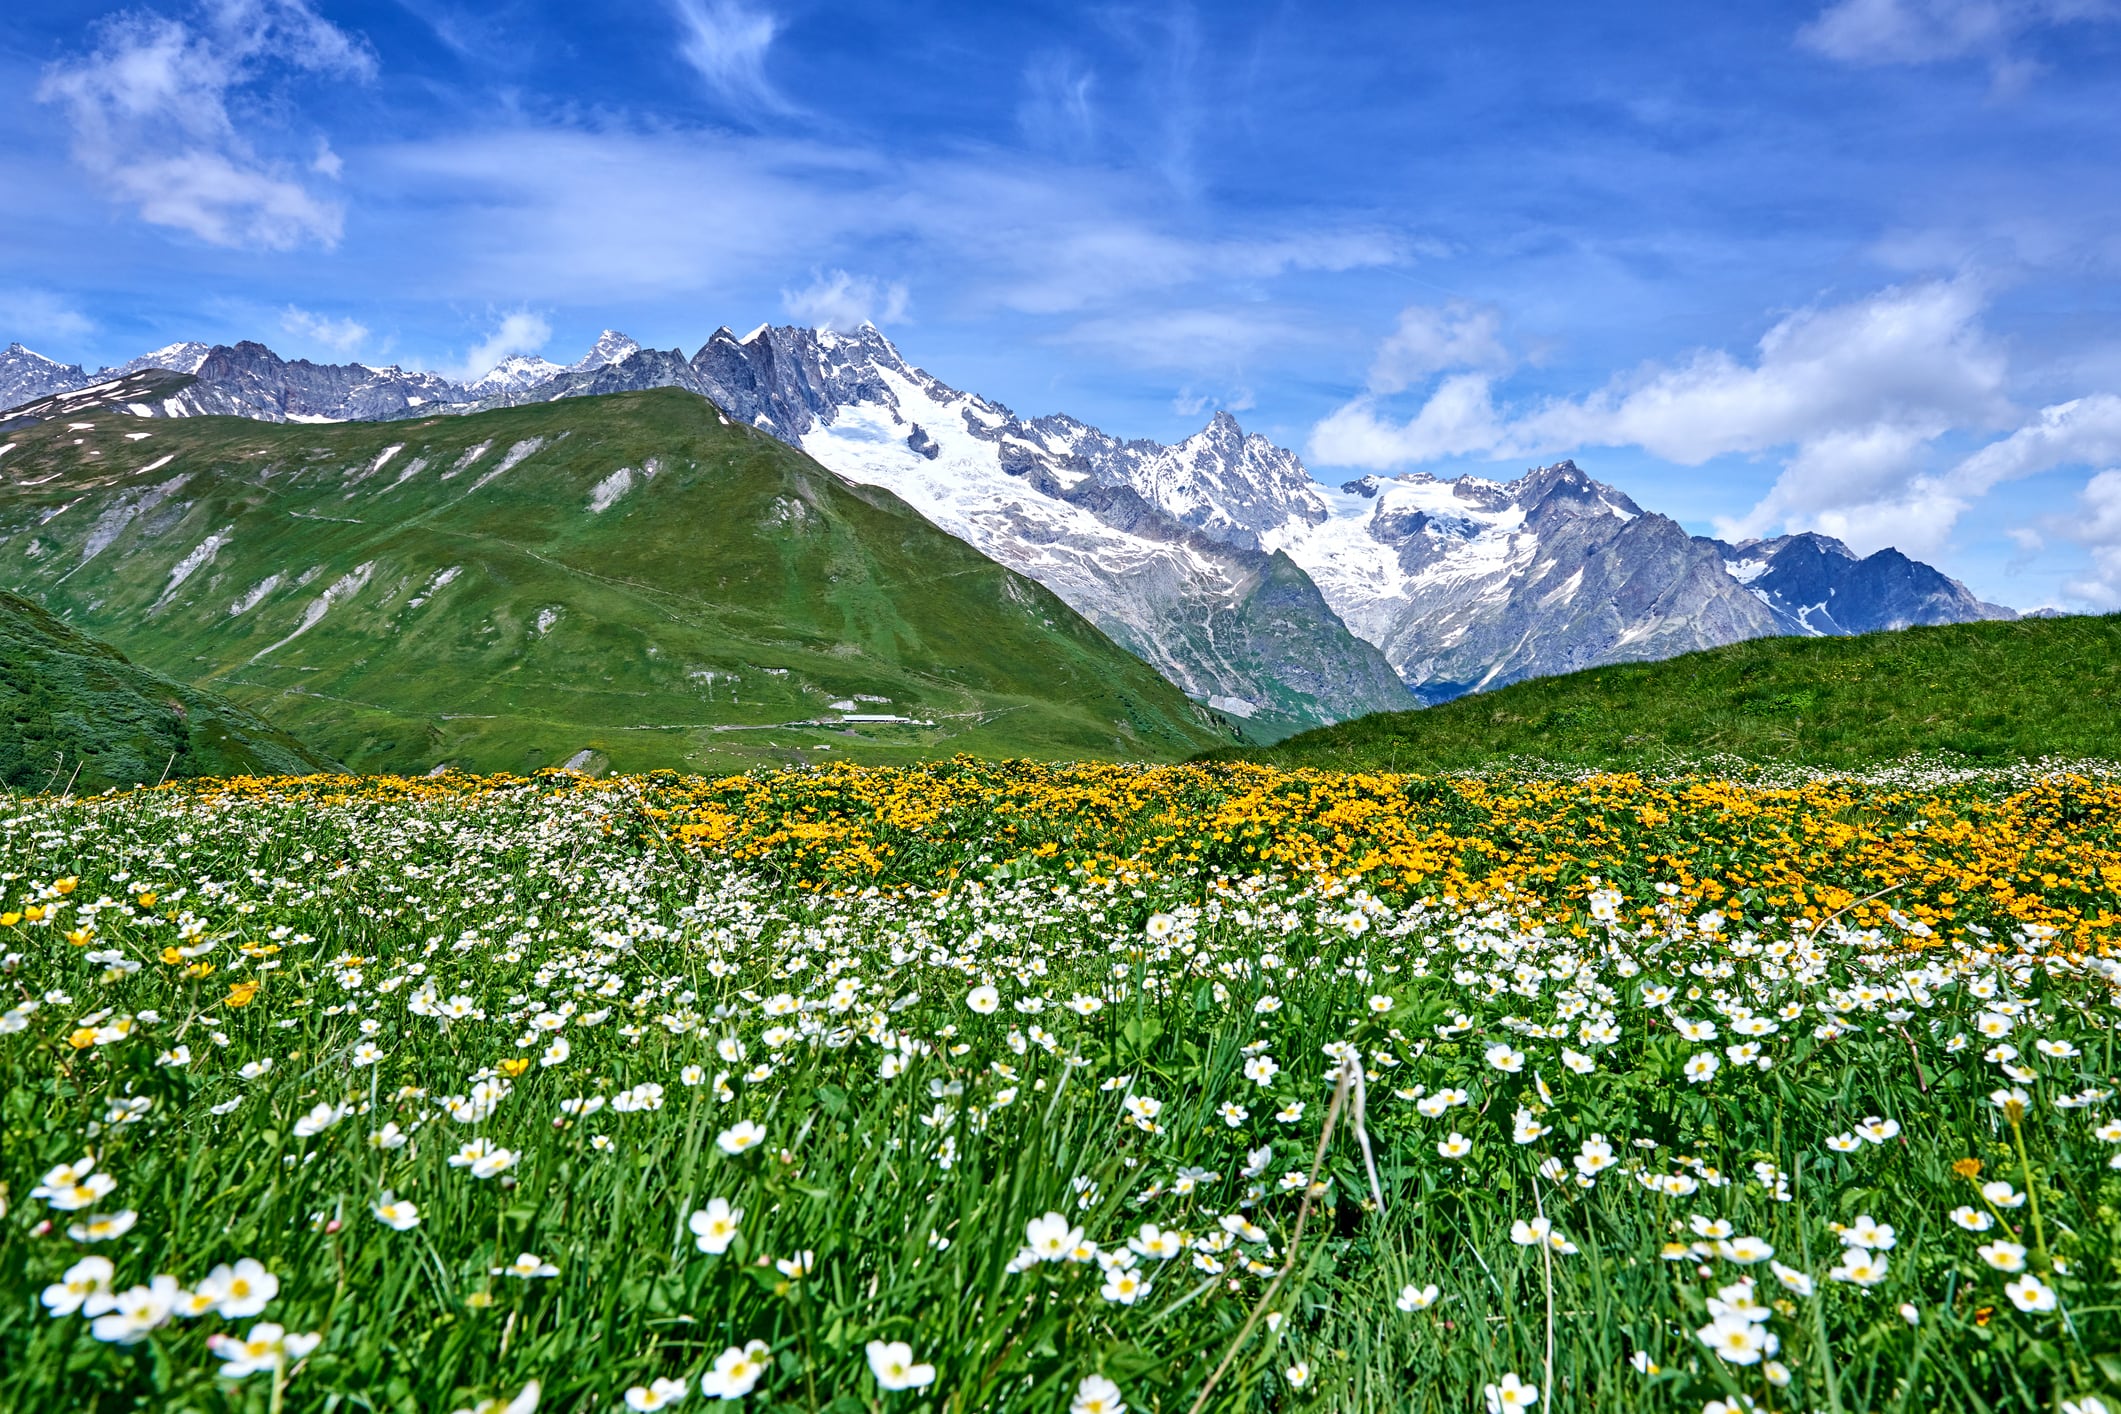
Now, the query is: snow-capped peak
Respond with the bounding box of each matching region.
[468,354,568,396]
[102,341,213,378]
[571,330,642,372]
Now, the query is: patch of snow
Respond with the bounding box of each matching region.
[389,455,429,488]
[67,422,96,431]
[137,453,176,475]
[442,440,491,480]
[151,529,232,611]
[369,444,404,475]
[535,606,561,635]
[470,437,544,492]
[587,467,636,512]
[406,565,461,609]
[0,444,14,461]
[250,561,372,661]
[827,699,858,711]
[229,575,280,616]
[1725,558,1770,584]
[124,432,151,441]
[1206,694,1258,718]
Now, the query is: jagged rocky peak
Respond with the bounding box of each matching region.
[103,341,213,378]
[0,343,90,412]
[468,354,567,396]
[571,330,642,372]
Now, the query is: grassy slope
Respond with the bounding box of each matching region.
[0,391,1224,775]
[1211,613,2121,771]
[0,591,334,790]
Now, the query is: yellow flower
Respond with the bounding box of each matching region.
[136,893,156,908]
[1952,1157,1982,1180]
[225,981,261,1009]
[66,928,94,947]
[68,1028,98,1050]
[498,1058,530,1078]
[54,877,77,895]
[186,961,216,979]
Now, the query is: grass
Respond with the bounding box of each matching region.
[1,761,2117,1412]
[0,591,335,791]
[0,390,1224,776]
[1207,615,2121,773]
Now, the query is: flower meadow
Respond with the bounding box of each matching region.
[2,759,2119,1413]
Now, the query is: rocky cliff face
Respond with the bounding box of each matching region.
[1714,531,2014,636]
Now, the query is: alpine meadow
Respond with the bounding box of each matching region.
[6,1,2121,1413]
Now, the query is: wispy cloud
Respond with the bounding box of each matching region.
[280,303,369,353]
[454,310,554,381]
[1018,50,1098,155]
[1798,0,2118,91]
[37,0,375,249]
[782,270,908,331]
[1309,280,2067,556]
[0,289,97,344]
[669,0,790,112]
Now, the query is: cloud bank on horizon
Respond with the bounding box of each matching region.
[3,0,2121,608]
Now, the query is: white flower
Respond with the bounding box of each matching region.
[1840,1215,1896,1250]
[699,1340,771,1400]
[197,1258,279,1318]
[1243,1055,1280,1086]
[40,1255,114,1316]
[1437,1132,1472,1159]
[865,1340,936,1392]
[1070,1373,1127,1414]
[67,1210,138,1243]
[1285,1362,1310,1388]
[1982,1180,2027,1209]
[293,1102,350,1138]
[625,1378,690,1410]
[966,986,1000,1015]
[1770,1261,1815,1297]
[373,1193,421,1230]
[1484,1372,1540,1412]
[1698,1314,1778,1365]
[493,1252,560,1279]
[208,1322,321,1376]
[1683,1052,1720,1084]
[716,1121,766,1155]
[1829,1249,1889,1286]
[89,1275,180,1344]
[1396,1282,1440,1311]
[1026,1211,1083,1262]
[1978,1240,2027,1273]
[1100,1267,1149,1304]
[1127,1224,1185,1260]
[1949,1205,1992,1232]
[690,1198,743,1255]
[2005,1273,2057,1312]
[1718,1236,1774,1265]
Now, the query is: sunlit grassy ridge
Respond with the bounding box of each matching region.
[0,591,335,791]
[2,761,2118,1412]
[0,391,1223,775]
[1210,615,2121,773]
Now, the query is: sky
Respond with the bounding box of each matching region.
[4,0,2121,610]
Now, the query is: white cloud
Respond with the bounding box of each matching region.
[1018,51,1098,154]
[1797,0,2116,89]
[782,270,908,331]
[38,0,373,249]
[1310,374,1508,468]
[2061,469,2121,606]
[1366,301,1509,394]
[1305,280,2121,559]
[453,311,554,381]
[669,0,788,111]
[279,304,368,354]
[0,289,96,344]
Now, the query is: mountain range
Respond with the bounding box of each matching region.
[0,389,1224,775]
[1,329,2018,740]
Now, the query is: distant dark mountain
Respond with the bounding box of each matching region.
[1712,531,2014,636]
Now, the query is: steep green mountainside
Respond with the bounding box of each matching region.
[0,391,1225,775]
[1209,614,2121,772]
[1,591,333,790]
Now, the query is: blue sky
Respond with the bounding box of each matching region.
[6,0,2121,609]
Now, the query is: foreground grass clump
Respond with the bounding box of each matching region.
[1212,614,2121,773]
[1,762,2118,1412]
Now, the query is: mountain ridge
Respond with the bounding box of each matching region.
[2,326,2019,725]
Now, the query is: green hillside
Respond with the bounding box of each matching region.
[0,591,334,790]
[1209,613,2121,772]
[0,391,1224,775]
